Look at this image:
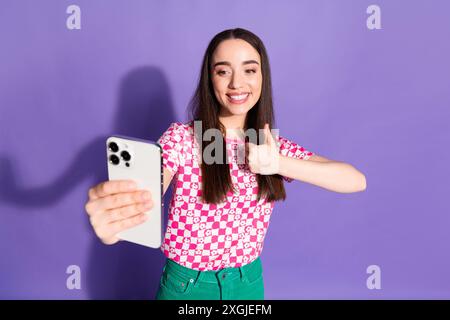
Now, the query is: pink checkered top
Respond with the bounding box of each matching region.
[157,122,314,271]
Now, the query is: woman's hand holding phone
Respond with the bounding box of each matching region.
[84,180,154,245]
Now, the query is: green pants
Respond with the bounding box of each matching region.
[155,257,264,300]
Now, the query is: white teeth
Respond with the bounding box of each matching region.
[229,94,249,101]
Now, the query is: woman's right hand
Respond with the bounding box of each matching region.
[84,180,153,245]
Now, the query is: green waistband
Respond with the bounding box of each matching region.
[164,257,262,282]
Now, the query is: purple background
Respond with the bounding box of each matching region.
[1,0,449,299]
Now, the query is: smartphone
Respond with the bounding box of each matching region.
[106,135,163,248]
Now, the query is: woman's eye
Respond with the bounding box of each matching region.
[216,69,256,76]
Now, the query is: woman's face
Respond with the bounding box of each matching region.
[211,39,262,120]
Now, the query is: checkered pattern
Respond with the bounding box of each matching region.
[157,122,314,271]
[277,135,315,182]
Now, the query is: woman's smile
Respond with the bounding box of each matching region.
[226,92,250,104]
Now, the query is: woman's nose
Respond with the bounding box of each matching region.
[229,73,244,89]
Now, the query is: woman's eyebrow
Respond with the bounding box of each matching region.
[213,60,260,67]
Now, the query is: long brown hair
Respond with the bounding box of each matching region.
[188,28,286,204]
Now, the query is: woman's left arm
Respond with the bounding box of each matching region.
[278,154,367,193]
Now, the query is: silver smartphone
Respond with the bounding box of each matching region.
[106,135,163,248]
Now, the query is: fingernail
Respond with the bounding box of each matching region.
[142,191,151,200]
[144,201,152,208]
[128,182,137,189]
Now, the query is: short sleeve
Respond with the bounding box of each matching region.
[157,122,185,177]
[277,135,315,183]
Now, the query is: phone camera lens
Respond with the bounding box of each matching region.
[109,154,120,165]
[121,151,131,161]
[108,142,119,153]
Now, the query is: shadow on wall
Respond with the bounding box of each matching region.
[0,66,177,299]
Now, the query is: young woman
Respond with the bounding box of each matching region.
[85,28,366,300]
